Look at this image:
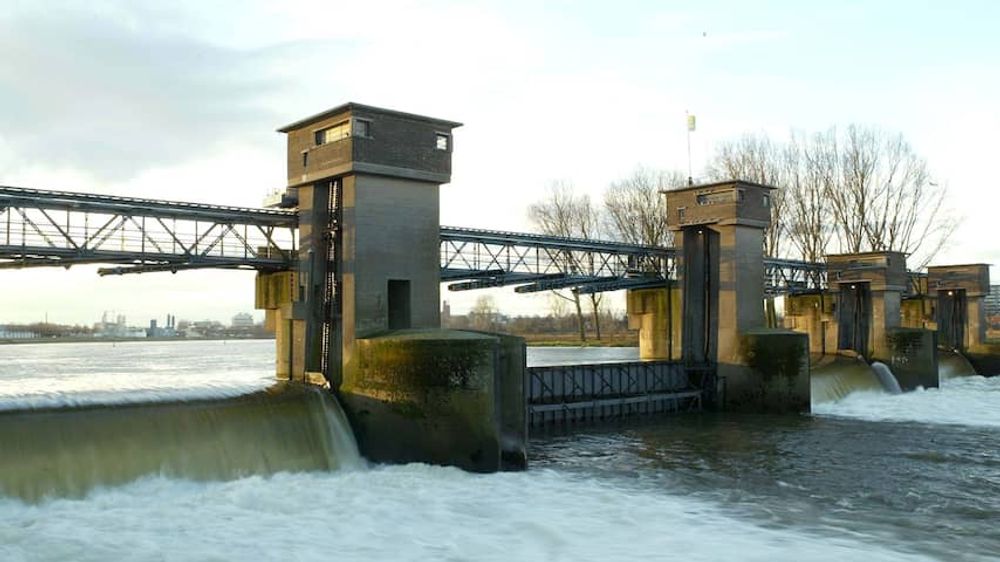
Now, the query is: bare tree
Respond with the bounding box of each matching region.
[469,294,500,332]
[527,181,604,341]
[835,125,955,268]
[709,126,956,268]
[706,134,788,257]
[784,130,835,262]
[603,166,682,247]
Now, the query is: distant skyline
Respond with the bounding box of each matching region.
[1,1,998,323]
[0,307,264,328]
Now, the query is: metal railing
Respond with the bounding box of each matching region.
[527,360,700,426]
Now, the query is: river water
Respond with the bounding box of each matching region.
[1,340,998,561]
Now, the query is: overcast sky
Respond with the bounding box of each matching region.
[1,1,998,326]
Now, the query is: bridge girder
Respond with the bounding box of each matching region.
[0,185,297,273]
[0,187,841,296]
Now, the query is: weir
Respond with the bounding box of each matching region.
[0,383,359,502]
[785,253,1000,398]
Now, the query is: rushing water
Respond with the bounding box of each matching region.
[0,341,998,561]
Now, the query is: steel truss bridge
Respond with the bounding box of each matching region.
[0,186,297,275]
[0,185,827,295]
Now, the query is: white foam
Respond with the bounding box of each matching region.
[0,465,933,561]
[813,375,1000,428]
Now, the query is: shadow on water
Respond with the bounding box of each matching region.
[532,412,1000,561]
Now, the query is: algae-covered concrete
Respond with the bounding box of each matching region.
[878,327,938,390]
[340,329,526,472]
[725,329,810,413]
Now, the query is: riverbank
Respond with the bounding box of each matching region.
[517,333,638,347]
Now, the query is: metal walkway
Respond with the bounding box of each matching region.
[0,185,831,295]
[0,185,297,274]
[440,226,674,294]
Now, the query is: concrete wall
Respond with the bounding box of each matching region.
[783,293,837,354]
[340,174,442,371]
[880,327,939,390]
[626,286,681,360]
[729,329,810,412]
[716,224,765,367]
[901,297,932,330]
[340,329,526,472]
[871,290,901,359]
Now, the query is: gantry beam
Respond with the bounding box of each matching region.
[763,257,827,297]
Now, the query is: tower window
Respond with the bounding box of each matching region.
[354,118,372,138]
[435,132,450,151]
[314,121,351,145]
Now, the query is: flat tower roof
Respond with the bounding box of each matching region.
[660,179,778,194]
[277,102,463,133]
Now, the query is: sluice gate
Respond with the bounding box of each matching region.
[527,361,700,427]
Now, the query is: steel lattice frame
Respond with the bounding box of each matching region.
[439,226,675,294]
[0,186,840,295]
[0,186,297,274]
[762,257,827,296]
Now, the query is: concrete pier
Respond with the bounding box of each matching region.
[256,103,527,472]
[664,180,810,412]
[626,285,681,360]
[926,264,1000,375]
[783,252,939,390]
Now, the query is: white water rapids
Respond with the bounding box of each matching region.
[0,341,997,560]
[0,465,936,562]
[814,374,1000,428]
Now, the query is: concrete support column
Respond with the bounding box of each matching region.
[626,286,681,360]
[256,271,308,382]
[871,289,901,360]
[783,293,835,355]
[967,295,986,350]
[715,224,765,368]
[664,180,810,412]
[928,264,991,353]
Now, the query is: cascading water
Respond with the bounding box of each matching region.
[938,349,978,380]
[870,361,903,394]
[810,355,884,404]
[810,354,907,404]
[0,382,361,502]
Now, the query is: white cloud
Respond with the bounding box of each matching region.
[1,1,999,324]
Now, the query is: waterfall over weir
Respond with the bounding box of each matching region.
[871,362,903,394]
[810,355,903,404]
[938,350,978,380]
[0,383,361,502]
